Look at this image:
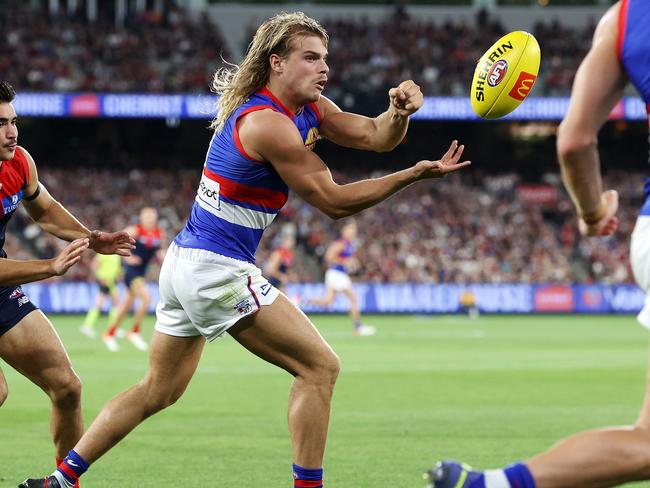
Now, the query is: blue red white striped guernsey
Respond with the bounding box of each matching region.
[0,146,30,258]
[617,0,650,215]
[175,87,322,263]
[329,238,354,273]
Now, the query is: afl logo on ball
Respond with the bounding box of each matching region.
[487,60,508,87]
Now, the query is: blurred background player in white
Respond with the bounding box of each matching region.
[0,80,134,488]
[20,12,471,488]
[428,1,650,487]
[79,254,122,339]
[265,233,296,293]
[310,221,376,336]
[102,207,165,352]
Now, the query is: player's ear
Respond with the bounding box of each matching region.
[269,53,284,74]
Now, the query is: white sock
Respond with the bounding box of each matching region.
[484,469,511,488]
[52,470,75,488]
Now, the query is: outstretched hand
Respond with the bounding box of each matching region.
[414,140,471,179]
[578,190,619,237]
[50,238,89,276]
[388,80,424,117]
[89,230,136,256]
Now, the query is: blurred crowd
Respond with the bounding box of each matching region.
[1,3,603,102]
[5,168,644,285]
[0,3,230,93]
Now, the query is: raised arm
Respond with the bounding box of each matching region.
[317,80,423,152]
[556,3,627,236]
[238,109,470,220]
[20,148,135,254]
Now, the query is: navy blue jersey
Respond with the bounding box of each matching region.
[0,146,30,258]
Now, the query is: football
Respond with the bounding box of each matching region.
[470,31,541,119]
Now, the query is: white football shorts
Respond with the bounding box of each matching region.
[154,242,279,342]
[631,216,650,329]
[324,268,352,292]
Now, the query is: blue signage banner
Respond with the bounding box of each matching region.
[12,93,648,121]
[20,282,644,315]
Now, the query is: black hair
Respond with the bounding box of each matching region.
[0,81,16,104]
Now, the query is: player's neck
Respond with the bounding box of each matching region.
[263,83,304,115]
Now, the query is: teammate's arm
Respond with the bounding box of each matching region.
[557,3,627,236]
[239,110,470,219]
[317,80,423,152]
[20,148,135,254]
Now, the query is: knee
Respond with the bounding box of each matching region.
[306,351,341,389]
[49,371,82,409]
[140,378,185,418]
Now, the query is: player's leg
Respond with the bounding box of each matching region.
[80,287,107,338]
[127,278,150,351]
[0,365,7,406]
[0,310,83,459]
[107,285,120,325]
[341,286,374,336]
[74,331,205,462]
[229,294,340,484]
[309,287,337,307]
[19,332,206,488]
[102,289,134,351]
[428,218,650,488]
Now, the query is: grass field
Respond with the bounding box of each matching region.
[2,314,650,487]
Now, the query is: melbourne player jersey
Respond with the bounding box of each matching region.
[329,238,354,273]
[127,224,162,274]
[0,146,30,258]
[618,0,650,215]
[277,246,294,274]
[175,88,321,263]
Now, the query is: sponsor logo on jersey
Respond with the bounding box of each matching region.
[487,60,508,87]
[508,71,537,101]
[2,191,23,215]
[17,296,30,307]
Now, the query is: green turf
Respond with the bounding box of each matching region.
[2,314,650,487]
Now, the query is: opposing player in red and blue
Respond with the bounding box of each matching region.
[102,207,164,352]
[21,12,470,488]
[427,2,650,487]
[0,81,134,488]
[310,221,375,336]
[265,234,296,292]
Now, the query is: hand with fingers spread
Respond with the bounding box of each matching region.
[578,189,619,237]
[413,140,472,180]
[89,230,136,256]
[49,238,89,276]
[388,80,424,117]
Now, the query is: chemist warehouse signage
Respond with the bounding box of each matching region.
[13,93,649,121]
[21,282,645,314]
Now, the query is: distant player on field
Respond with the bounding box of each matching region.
[21,12,470,488]
[265,234,296,292]
[79,254,122,339]
[428,2,650,487]
[102,207,164,352]
[310,221,376,336]
[0,81,133,488]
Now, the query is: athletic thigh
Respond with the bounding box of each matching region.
[228,294,338,377]
[0,310,78,393]
[144,331,206,400]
